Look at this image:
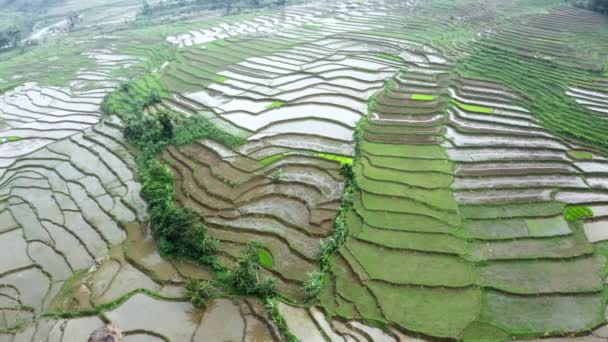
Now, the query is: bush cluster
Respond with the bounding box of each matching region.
[224,242,276,298]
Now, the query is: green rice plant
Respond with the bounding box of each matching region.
[315,153,353,165]
[567,150,593,160]
[375,53,402,63]
[564,206,594,222]
[451,99,493,114]
[411,93,437,101]
[260,154,285,166]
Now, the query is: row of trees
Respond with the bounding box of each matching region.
[141,0,286,17]
[0,27,21,49]
[571,0,608,14]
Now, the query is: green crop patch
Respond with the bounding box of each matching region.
[411,93,437,101]
[564,206,594,222]
[375,53,402,63]
[265,101,284,109]
[451,99,493,114]
[567,150,593,160]
[315,153,353,165]
[259,154,285,166]
[258,248,273,269]
[213,75,228,83]
[0,136,22,144]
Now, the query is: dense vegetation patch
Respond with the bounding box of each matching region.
[567,149,594,160]
[102,75,300,338]
[451,99,493,114]
[375,53,402,63]
[411,93,437,101]
[565,206,594,222]
[102,77,245,269]
[315,153,353,166]
[265,100,284,109]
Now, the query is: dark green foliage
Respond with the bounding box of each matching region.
[224,242,276,298]
[102,74,169,120]
[100,77,250,270]
[271,168,283,183]
[158,111,174,139]
[140,159,219,265]
[302,271,323,303]
[572,0,608,14]
[319,164,354,273]
[184,279,214,308]
[340,163,353,180]
[0,27,21,50]
[173,115,245,147]
[124,112,168,158]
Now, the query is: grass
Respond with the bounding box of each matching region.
[48,269,89,312]
[265,100,284,109]
[451,99,493,114]
[565,206,594,222]
[567,150,593,160]
[411,93,437,101]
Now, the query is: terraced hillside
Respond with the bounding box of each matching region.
[1,0,608,341]
[320,64,608,340]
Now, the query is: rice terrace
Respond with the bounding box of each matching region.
[1,0,608,340]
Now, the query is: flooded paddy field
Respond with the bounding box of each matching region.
[1,0,608,341]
